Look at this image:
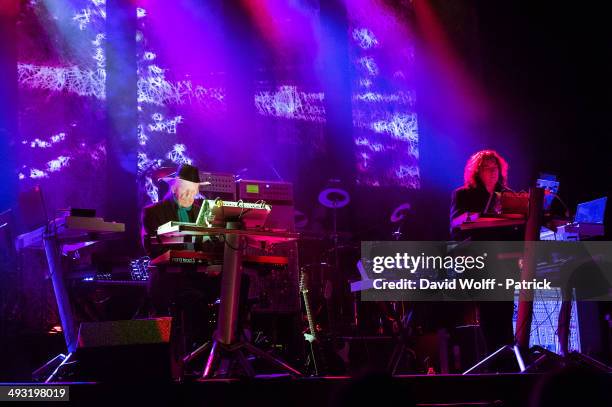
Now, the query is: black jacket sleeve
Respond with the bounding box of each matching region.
[141,205,161,255]
[450,188,467,224]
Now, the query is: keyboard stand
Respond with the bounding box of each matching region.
[157,221,302,378]
[200,222,301,378]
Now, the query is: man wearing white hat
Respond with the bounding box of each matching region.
[141,163,208,254]
[140,164,218,377]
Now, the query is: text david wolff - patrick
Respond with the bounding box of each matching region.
[373,278,552,291]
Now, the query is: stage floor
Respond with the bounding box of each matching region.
[0,373,554,406]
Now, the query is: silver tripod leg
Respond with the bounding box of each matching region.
[202,340,219,379]
[183,341,211,364]
[44,352,73,383]
[463,344,525,375]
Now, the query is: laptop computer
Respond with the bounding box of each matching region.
[574,197,607,224]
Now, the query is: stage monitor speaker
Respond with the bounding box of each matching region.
[75,317,173,382]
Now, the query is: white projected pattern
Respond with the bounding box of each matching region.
[137,65,226,108]
[352,28,379,50]
[166,144,192,166]
[254,85,326,122]
[73,0,106,31]
[144,176,159,203]
[370,113,419,143]
[354,90,415,104]
[147,113,183,134]
[18,64,106,99]
[137,152,162,174]
[22,132,66,149]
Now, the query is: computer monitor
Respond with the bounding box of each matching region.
[536,174,559,211]
[574,197,607,224]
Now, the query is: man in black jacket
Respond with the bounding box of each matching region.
[449,150,519,355]
[141,163,204,256]
[141,164,219,372]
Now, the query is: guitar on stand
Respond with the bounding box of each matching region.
[300,270,321,375]
[299,269,346,376]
